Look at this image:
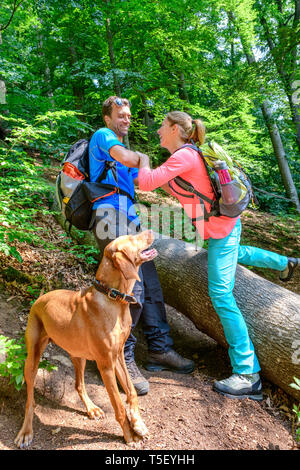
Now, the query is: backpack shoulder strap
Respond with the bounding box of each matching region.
[169,142,220,220]
[96,159,118,185]
[181,142,219,199]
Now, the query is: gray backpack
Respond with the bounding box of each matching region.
[168,142,257,221]
[56,139,134,231]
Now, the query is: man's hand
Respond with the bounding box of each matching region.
[135,151,149,159]
[137,152,150,168]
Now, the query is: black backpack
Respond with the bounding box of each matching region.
[55,138,135,231]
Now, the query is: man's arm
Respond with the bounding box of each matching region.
[110,146,149,168]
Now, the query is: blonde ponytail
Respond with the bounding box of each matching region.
[166,111,205,146]
[189,119,206,146]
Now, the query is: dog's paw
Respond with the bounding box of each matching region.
[130,409,149,437]
[87,406,105,420]
[126,432,145,448]
[132,419,149,438]
[15,429,33,449]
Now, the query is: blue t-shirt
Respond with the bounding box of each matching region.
[89,128,139,222]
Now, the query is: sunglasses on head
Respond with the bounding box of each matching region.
[114,98,131,107]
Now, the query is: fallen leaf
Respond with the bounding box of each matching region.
[52,427,61,435]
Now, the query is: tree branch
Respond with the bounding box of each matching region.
[0,0,24,32]
[253,186,293,202]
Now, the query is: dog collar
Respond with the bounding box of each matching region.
[93,280,137,304]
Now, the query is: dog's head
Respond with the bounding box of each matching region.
[103,230,157,281]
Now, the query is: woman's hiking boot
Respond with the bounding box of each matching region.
[213,373,263,401]
[280,257,299,282]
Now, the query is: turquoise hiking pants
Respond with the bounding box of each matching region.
[207,218,288,375]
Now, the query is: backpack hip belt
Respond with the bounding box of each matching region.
[168,176,219,222]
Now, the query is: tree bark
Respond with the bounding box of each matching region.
[0,1,25,124]
[50,194,300,401]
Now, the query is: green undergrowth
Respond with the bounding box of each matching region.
[0,147,54,262]
[0,335,57,391]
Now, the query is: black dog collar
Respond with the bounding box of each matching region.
[93,280,137,304]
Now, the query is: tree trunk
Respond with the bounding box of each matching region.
[141,93,150,128]
[0,1,24,119]
[50,194,300,401]
[69,45,85,111]
[103,0,121,96]
[0,30,8,134]
[178,72,190,104]
[259,10,300,153]
[151,236,300,402]
[260,99,300,211]
[103,2,130,149]
[104,15,121,97]
[228,9,300,212]
[241,43,300,212]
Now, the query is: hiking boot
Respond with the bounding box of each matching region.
[213,373,263,401]
[126,360,149,396]
[146,349,195,374]
[280,257,299,282]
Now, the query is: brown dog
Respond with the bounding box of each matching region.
[15,230,157,448]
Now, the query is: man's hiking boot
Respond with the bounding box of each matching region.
[126,360,149,396]
[146,349,195,374]
[213,373,263,401]
[280,257,299,282]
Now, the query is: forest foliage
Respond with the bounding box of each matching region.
[0,4,300,430]
[0,0,299,262]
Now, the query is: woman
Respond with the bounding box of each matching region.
[137,111,299,400]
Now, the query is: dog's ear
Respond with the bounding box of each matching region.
[111,250,141,281]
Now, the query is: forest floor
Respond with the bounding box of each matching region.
[0,171,299,452]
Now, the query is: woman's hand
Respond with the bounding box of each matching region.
[136,151,150,169]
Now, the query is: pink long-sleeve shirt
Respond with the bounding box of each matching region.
[138,147,238,240]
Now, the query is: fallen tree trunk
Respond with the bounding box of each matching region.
[152,236,300,401]
[52,204,300,401]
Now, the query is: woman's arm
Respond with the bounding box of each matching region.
[138,149,195,191]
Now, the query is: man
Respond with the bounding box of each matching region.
[88,96,194,395]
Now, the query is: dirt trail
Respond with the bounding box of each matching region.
[0,189,299,451]
[0,292,297,451]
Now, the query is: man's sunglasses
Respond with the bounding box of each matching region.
[114,98,131,107]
